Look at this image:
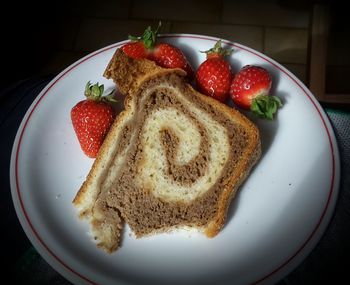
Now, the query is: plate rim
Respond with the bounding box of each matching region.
[10,33,340,285]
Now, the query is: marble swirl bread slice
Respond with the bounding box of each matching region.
[73,49,261,253]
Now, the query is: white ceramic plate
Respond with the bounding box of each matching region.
[10,34,340,285]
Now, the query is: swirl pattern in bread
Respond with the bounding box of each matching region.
[73,49,261,253]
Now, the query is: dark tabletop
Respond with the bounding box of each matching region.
[1,76,349,285]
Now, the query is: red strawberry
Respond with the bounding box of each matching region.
[229,65,282,119]
[122,41,150,59]
[195,40,233,102]
[152,43,194,78]
[121,23,160,59]
[71,81,116,158]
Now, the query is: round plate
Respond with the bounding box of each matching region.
[10,34,340,285]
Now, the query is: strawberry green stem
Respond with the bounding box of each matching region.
[128,21,161,49]
[251,95,283,120]
[201,40,233,58]
[84,81,116,103]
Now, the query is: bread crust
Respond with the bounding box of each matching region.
[103,49,186,96]
[73,49,261,251]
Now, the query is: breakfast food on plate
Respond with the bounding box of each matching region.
[196,40,233,102]
[229,65,282,119]
[71,81,116,158]
[72,48,261,253]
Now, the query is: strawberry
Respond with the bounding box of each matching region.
[120,22,193,77]
[195,40,233,102]
[152,43,194,78]
[121,23,160,59]
[122,41,150,59]
[229,65,282,119]
[71,81,116,158]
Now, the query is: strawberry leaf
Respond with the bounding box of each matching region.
[201,40,233,58]
[91,83,101,98]
[99,84,104,95]
[128,35,140,41]
[251,95,282,120]
[84,81,116,103]
[102,92,117,103]
[85,81,91,94]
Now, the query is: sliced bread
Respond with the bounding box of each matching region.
[73,49,261,253]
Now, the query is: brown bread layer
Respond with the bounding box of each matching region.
[93,73,252,237]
